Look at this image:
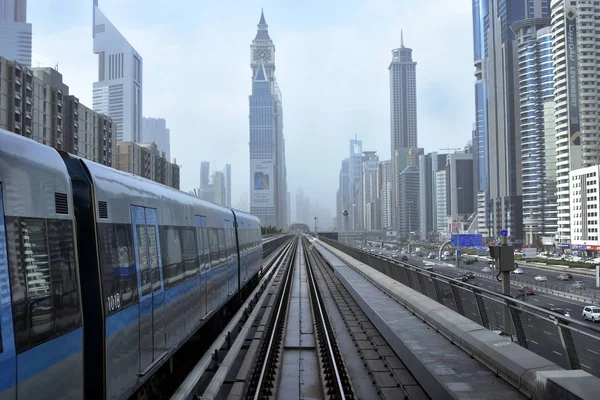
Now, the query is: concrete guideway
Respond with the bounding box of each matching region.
[316,239,600,400]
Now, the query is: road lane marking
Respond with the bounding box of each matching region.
[549,303,554,306]
[529,339,539,345]
[533,298,539,302]
[581,363,591,370]
[553,350,562,356]
[588,349,599,355]
[543,331,552,335]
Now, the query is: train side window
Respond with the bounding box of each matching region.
[209,228,219,269]
[98,223,137,315]
[160,227,184,287]
[201,226,210,272]
[146,225,161,291]
[182,227,198,277]
[218,229,226,264]
[5,217,56,352]
[48,219,82,334]
[135,224,151,295]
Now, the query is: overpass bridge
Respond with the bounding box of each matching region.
[288,222,311,234]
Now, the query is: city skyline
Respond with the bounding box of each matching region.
[26,1,474,216]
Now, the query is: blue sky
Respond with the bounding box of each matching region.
[29,0,474,220]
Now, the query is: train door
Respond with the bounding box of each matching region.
[195,216,209,319]
[225,220,234,295]
[0,183,17,398]
[131,206,166,375]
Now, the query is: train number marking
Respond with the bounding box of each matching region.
[108,292,121,312]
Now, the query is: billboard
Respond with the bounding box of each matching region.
[522,247,537,259]
[566,9,581,146]
[250,158,274,208]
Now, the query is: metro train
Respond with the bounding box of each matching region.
[0,128,263,400]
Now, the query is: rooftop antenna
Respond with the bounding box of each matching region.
[54,63,59,71]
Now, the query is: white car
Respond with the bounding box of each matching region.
[512,268,524,274]
[583,306,600,322]
[534,275,547,282]
[482,266,492,273]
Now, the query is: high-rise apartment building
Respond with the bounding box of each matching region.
[0,0,31,66]
[93,0,143,143]
[0,57,116,166]
[389,33,418,230]
[552,0,600,249]
[513,20,557,245]
[418,152,447,241]
[249,10,287,229]
[569,166,600,250]
[117,141,179,189]
[479,0,550,244]
[200,161,210,190]
[141,117,170,159]
[436,170,448,234]
[378,160,393,230]
[362,151,379,231]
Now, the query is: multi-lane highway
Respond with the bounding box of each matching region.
[355,244,600,376]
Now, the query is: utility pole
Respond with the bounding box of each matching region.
[314,216,318,234]
[489,230,515,335]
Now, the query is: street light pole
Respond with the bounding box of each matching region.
[314,216,318,234]
[452,186,463,268]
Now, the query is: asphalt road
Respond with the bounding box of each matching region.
[356,245,600,376]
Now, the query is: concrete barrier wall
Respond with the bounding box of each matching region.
[318,238,600,400]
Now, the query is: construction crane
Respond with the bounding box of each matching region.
[439,147,463,153]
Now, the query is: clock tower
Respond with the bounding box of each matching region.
[250,9,275,89]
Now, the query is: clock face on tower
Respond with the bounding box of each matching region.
[258,49,268,60]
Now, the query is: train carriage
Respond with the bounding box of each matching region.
[0,131,84,399]
[0,128,263,400]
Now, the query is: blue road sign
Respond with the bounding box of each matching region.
[408,244,413,251]
[476,247,487,254]
[451,234,483,248]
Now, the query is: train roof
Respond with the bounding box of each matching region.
[0,128,73,219]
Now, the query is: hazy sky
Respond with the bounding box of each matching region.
[29,0,474,217]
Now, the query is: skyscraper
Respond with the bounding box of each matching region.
[481,0,550,244]
[199,161,213,202]
[337,159,350,230]
[141,117,170,159]
[362,151,379,230]
[378,160,393,230]
[225,163,232,207]
[389,32,418,231]
[93,0,143,143]
[213,171,226,206]
[513,20,556,245]
[0,0,31,65]
[472,0,489,237]
[418,152,447,240]
[249,10,287,229]
[552,0,600,249]
[348,138,363,230]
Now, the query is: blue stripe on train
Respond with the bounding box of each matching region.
[16,327,82,384]
[105,263,234,338]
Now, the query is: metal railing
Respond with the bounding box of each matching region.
[320,238,600,379]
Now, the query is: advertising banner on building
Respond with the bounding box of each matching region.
[566,9,581,146]
[250,158,274,208]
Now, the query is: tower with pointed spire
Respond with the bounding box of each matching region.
[389,32,418,234]
[249,10,288,230]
